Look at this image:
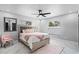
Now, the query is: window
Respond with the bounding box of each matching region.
[4,17,17,32]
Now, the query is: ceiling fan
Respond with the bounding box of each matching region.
[33,10,51,17]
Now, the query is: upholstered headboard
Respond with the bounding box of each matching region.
[20,26,32,33]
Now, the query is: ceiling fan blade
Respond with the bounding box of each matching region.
[44,13,51,15]
[37,14,46,17]
[42,15,46,17]
[33,9,51,17]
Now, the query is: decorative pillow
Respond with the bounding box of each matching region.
[1,34,13,43]
[24,35,29,41]
[22,30,26,33]
[22,29,33,33]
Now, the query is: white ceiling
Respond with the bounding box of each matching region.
[0,4,79,19]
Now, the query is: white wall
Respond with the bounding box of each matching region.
[40,12,78,42]
[31,19,40,32]
[40,20,48,33]
[60,13,78,42]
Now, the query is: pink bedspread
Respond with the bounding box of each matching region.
[20,32,49,41]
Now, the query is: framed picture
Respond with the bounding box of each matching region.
[48,21,60,27]
[4,17,17,32]
[26,21,32,26]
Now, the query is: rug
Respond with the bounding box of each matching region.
[33,44,64,54]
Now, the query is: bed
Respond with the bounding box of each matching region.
[19,26,50,52]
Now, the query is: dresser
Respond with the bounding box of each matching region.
[48,27,63,35]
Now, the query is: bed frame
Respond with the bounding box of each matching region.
[19,26,50,52]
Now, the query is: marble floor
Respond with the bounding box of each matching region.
[50,35,79,54]
[0,35,79,54]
